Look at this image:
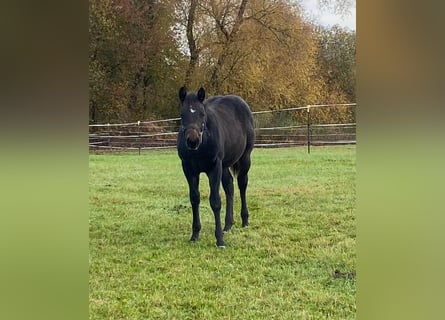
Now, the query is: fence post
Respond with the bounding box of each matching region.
[107,123,111,151]
[307,105,311,154]
[137,120,141,155]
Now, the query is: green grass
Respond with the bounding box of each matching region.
[89,146,356,319]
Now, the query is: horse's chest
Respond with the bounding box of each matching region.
[180,151,217,174]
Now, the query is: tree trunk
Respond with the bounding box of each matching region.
[142,74,150,111]
[209,0,248,93]
[128,67,144,115]
[185,0,199,87]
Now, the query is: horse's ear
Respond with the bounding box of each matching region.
[179,86,187,102]
[197,87,205,102]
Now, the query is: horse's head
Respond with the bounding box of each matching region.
[178,86,207,150]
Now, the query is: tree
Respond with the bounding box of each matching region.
[177,0,327,109]
[316,0,355,15]
[315,25,356,103]
[206,0,249,93]
[89,0,356,123]
[232,0,323,108]
[89,0,183,123]
[89,0,121,123]
[183,0,199,86]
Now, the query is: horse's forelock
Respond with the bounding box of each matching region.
[181,94,206,114]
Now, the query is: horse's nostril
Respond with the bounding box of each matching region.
[186,137,199,149]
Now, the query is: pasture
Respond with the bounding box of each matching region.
[89,146,356,319]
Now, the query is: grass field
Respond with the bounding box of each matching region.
[89,146,356,319]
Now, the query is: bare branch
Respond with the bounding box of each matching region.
[230,0,248,39]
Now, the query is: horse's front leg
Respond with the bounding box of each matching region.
[207,161,224,248]
[184,169,201,242]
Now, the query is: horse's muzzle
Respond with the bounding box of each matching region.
[185,128,202,150]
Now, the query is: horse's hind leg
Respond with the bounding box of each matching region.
[237,152,252,227]
[222,168,234,232]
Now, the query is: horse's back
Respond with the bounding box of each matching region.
[207,94,250,108]
[205,95,255,166]
[206,95,254,132]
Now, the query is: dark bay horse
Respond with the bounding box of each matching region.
[177,87,255,248]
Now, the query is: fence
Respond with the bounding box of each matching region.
[89,103,356,153]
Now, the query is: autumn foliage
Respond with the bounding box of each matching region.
[89,0,355,123]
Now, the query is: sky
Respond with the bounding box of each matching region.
[299,0,356,30]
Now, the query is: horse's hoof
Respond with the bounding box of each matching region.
[217,245,226,249]
[190,236,199,242]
